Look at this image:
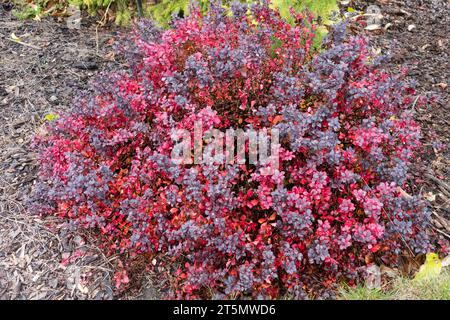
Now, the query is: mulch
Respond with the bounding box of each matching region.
[0,5,136,299]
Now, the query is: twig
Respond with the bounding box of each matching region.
[350,13,384,21]
[95,0,113,56]
[425,173,450,198]
[5,37,41,50]
[425,173,450,192]
[410,95,420,111]
[432,226,450,239]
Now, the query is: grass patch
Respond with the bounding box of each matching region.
[339,269,450,300]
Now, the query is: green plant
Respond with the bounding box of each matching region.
[146,0,191,26]
[339,285,393,300]
[12,0,47,20]
[149,0,338,27]
[12,0,339,31]
[69,0,131,25]
[147,0,338,47]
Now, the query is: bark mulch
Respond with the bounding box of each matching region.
[0,5,136,299]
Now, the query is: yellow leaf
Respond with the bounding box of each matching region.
[44,112,59,122]
[414,253,442,282]
[10,32,21,42]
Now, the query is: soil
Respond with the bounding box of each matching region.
[0,0,448,299]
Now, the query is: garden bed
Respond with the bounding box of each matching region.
[0,0,448,299]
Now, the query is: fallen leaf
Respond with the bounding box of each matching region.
[104,51,115,61]
[10,32,21,42]
[424,192,436,202]
[372,47,382,55]
[397,187,412,199]
[365,24,381,31]
[77,283,89,294]
[365,265,381,289]
[436,82,447,90]
[106,37,116,46]
[414,253,442,282]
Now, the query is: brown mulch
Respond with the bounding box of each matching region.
[0,0,448,300]
[0,6,125,299]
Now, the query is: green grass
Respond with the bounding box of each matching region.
[339,269,450,300]
[339,286,393,300]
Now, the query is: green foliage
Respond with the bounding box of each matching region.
[271,0,338,24]
[147,0,190,26]
[13,0,339,31]
[148,0,338,46]
[12,0,47,20]
[70,0,114,14]
[113,0,131,25]
[270,0,339,47]
[414,252,443,282]
[339,286,393,300]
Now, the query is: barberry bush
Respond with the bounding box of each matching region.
[32,1,431,299]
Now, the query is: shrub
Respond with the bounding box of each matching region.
[32,1,431,299]
[14,0,338,28]
[149,0,338,29]
[12,0,47,20]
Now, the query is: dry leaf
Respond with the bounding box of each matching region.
[397,187,412,199]
[104,51,115,61]
[424,192,436,202]
[365,24,381,31]
[77,283,89,294]
[436,82,447,90]
[10,32,21,42]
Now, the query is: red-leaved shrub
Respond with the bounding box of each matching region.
[32,2,431,298]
